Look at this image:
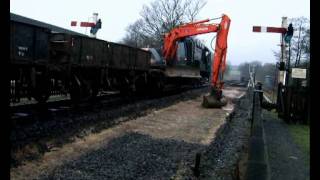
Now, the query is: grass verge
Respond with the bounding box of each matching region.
[288,124,310,163]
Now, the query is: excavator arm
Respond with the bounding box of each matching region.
[162,14,231,108]
[163,18,219,61]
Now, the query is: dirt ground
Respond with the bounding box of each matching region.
[11,86,246,180]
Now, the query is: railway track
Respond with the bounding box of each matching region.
[224,80,248,87]
[10,83,208,122]
[10,91,121,122]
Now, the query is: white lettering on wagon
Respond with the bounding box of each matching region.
[17,46,28,57]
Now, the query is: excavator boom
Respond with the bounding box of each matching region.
[163,22,219,61]
[162,14,231,108]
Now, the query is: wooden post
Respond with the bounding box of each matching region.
[194,153,201,177]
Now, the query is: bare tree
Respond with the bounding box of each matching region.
[273,17,310,67]
[238,61,264,81]
[121,20,147,47]
[238,62,250,80]
[121,0,207,48]
[289,17,310,67]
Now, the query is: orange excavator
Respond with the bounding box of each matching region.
[163,14,231,108]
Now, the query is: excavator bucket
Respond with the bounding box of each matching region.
[202,88,227,108]
[202,94,227,108]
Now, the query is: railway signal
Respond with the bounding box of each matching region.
[71,13,101,38]
[284,23,294,43]
[253,17,291,85]
[253,17,296,123]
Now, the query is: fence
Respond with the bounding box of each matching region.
[277,64,310,124]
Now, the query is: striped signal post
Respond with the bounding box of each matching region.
[253,17,288,85]
[252,26,286,33]
[71,13,100,38]
[70,21,96,27]
[253,17,292,122]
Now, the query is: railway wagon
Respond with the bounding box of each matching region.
[50,33,109,101]
[10,20,51,103]
[108,42,150,70]
[108,42,151,94]
[50,33,151,101]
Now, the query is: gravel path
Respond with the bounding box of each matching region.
[189,91,252,180]
[263,110,310,180]
[40,132,205,180]
[11,86,247,180]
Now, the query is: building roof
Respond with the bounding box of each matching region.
[10,13,87,37]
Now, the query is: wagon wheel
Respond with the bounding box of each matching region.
[119,77,132,96]
[32,71,50,103]
[149,74,164,97]
[155,76,164,93]
[135,75,148,96]
[33,88,50,103]
[69,76,99,103]
[119,85,130,96]
[87,80,99,101]
[69,75,83,103]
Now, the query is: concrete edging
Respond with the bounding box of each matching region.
[245,90,270,180]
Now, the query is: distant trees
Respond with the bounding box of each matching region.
[238,61,277,87]
[238,61,262,80]
[121,0,207,48]
[238,62,250,80]
[224,62,232,77]
[256,63,277,83]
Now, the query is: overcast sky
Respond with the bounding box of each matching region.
[10,0,309,65]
